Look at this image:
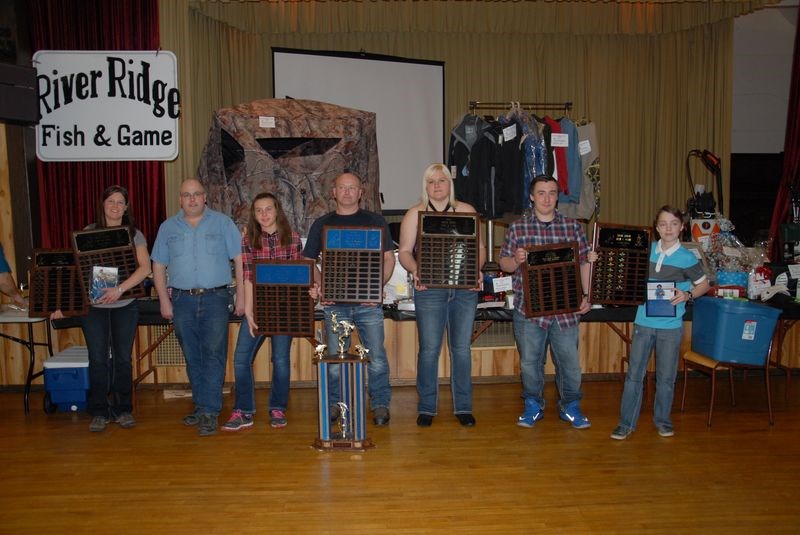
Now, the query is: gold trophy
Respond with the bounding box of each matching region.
[312,314,374,451]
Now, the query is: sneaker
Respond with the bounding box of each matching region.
[657,425,674,438]
[373,406,390,426]
[89,415,109,433]
[559,401,591,429]
[114,412,136,429]
[610,425,633,440]
[456,413,476,427]
[517,398,544,428]
[183,412,201,426]
[221,409,253,432]
[198,413,218,436]
[269,409,287,428]
[416,414,434,427]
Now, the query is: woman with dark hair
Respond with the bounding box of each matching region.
[222,193,303,431]
[76,185,151,432]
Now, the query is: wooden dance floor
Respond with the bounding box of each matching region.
[1,376,799,533]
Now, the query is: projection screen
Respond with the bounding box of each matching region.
[273,47,445,211]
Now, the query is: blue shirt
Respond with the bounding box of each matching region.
[635,240,706,330]
[151,207,242,290]
[0,243,10,274]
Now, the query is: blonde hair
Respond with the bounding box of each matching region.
[420,163,455,206]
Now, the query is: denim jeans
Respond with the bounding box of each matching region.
[171,289,232,415]
[512,310,583,409]
[323,304,391,410]
[415,288,478,415]
[80,301,139,417]
[618,324,683,431]
[232,325,292,414]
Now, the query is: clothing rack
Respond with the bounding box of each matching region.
[469,101,572,115]
[465,100,573,271]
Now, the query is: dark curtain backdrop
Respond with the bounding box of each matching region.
[28,0,165,248]
[769,18,800,262]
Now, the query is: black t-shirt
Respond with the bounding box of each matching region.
[302,209,394,260]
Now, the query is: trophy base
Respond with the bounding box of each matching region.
[312,437,375,452]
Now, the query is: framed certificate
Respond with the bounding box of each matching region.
[590,222,651,305]
[416,212,480,288]
[321,226,384,303]
[645,281,677,317]
[522,242,582,318]
[252,259,315,337]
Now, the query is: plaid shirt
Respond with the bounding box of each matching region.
[499,210,589,330]
[242,231,303,282]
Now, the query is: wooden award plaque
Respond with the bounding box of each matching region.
[416,212,481,288]
[522,242,582,318]
[590,222,651,305]
[252,259,315,337]
[321,226,384,303]
[28,249,88,317]
[72,227,146,301]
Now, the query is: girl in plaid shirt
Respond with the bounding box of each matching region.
[223,193,303,431]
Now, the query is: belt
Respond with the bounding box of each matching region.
[173,285,228,296]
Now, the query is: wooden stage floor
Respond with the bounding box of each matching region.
[1,376,799,533]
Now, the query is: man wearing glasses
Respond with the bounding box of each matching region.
[303,172,395,426]
[152,178,245,436]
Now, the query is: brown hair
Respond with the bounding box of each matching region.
[653,205,685,234]
[247,192,293,248]
[96,185,135,229]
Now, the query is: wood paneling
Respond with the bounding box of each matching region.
[4,316,800,387]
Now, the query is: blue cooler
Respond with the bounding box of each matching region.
[44,346,90,412]
[691,297,781,365]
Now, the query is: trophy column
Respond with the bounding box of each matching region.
[312,315,374,451]
[313,355,373,451]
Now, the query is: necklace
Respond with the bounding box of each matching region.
[427,200,452,212]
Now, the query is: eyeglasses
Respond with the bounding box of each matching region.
[180,191,206,199]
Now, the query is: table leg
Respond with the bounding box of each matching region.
[24,322,37,415]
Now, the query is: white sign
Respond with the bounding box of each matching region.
[34,50,180,161]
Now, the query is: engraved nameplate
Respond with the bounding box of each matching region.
[72,227,146,300]
[253,259,315,337]
[522,242,582,318]
[417,212,480,288]
[322,226,384,303]
[590,222,652,306]
[29,249,88,317]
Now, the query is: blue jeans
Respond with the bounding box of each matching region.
[171,289,232,416]
[415,288,478,415]
[512,310,583,409]
[323,304,391,410]
[618,324,682,431]
[232,325,292,414]
[79,301,139,417]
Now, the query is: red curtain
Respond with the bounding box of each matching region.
[768,19,800,262]
[28,0,165,247]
